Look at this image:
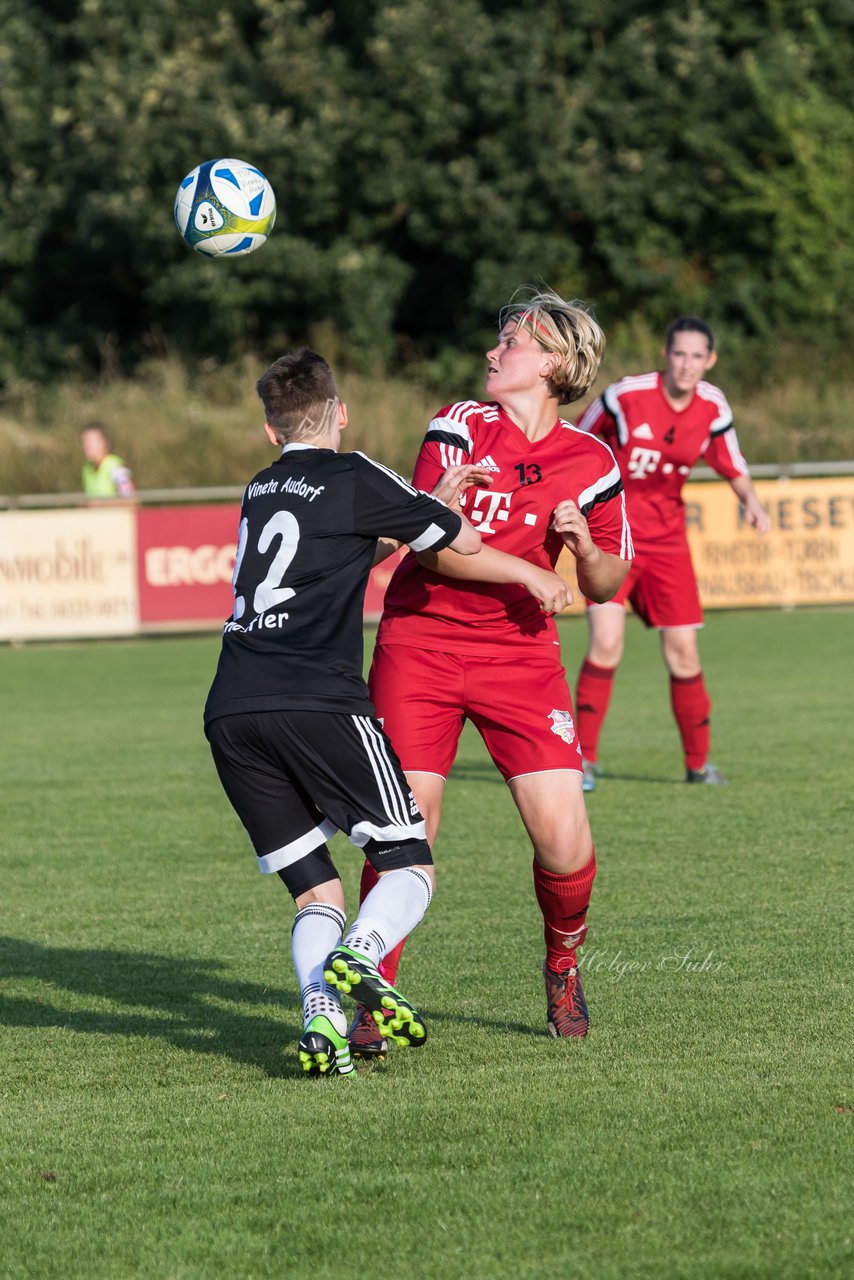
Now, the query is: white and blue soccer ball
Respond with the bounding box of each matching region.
[174,158,276,257]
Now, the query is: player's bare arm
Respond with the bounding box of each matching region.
[373,537,402,567]
[416,542,572,614]
[728,474,771,535]
[446,511,482,555]
[552,499,629,603]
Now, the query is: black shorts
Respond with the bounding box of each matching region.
[206,709,432,895]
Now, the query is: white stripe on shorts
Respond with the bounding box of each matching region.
[349,816,427,848]
[352,715,410,827]
[257,818,338,875]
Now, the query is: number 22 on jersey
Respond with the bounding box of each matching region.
[232,512,299,621]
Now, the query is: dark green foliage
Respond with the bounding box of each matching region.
[1,0,852,382]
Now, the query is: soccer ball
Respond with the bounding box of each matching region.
[174,158,276,257]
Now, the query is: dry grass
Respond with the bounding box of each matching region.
[0,347,851,497]
[727,372,854,464]
[0,358,437,496]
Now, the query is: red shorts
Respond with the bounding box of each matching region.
[589,544,703,629]
[369,643,583,782]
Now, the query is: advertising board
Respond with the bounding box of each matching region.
[136,505,240,628]
[0,508,137,641]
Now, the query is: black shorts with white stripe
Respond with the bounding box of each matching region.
[206,709,432,896]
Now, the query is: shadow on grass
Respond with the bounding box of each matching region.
[0,936,305,1078]
[0,938,550,1073]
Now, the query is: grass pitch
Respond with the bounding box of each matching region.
[1,610,851,1279]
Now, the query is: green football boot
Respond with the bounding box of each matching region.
[323,946,427,1049]
[297,1014,355,1077]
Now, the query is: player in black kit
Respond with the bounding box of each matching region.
[204,349,481,1077]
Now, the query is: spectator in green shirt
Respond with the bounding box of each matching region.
[80,423,135,498]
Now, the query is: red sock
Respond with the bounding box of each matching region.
[670,672,711,771]
[532,853,597,974]
[575,660,616,763]
[358,859,406,983]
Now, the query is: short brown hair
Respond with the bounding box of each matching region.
[256,348,340,444]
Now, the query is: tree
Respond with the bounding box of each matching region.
[0,0,852,383]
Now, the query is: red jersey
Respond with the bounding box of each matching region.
[575,372,748,550]
[378,400,633,655]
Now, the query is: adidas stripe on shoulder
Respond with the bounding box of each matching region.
[424,400,498,453]
[601,378,651,447]
[577,460,623,517]
[352,451,419,495]
[696,381,734,435]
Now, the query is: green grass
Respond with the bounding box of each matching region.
[0,610,851,1279]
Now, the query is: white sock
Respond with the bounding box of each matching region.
[344,867,433,965]
[292,902,347,1033]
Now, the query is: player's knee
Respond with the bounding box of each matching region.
[530,810,593,875]
[588,633,623,667]
[662,635,701,677]
[535,835,593,876]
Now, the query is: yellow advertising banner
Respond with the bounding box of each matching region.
[0,508,138,640]
[558,476,854,611]
[687,477,854,608]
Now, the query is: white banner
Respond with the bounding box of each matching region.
[0,508,138,640]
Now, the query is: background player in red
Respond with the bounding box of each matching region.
[351,286,634,1056]
[573,317,770,789]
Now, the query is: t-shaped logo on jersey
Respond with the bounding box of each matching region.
[627,446,662,480]
[466,488,513,533]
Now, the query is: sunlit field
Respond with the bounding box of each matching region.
[1,609,850,1279]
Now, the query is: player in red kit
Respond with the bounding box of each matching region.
[573,317,770,789]
[349,286,633,1056]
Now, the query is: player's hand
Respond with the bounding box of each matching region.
[551,500,596,561]
[744,495,771,536]
[430,464,493,511]
[519,565,573,614]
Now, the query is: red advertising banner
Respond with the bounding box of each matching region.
[137,504,405,629]
[137,504,240,627]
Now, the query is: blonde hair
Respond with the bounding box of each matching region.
[499,285,606,404]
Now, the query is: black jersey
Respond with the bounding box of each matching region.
[204,445,462,723]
